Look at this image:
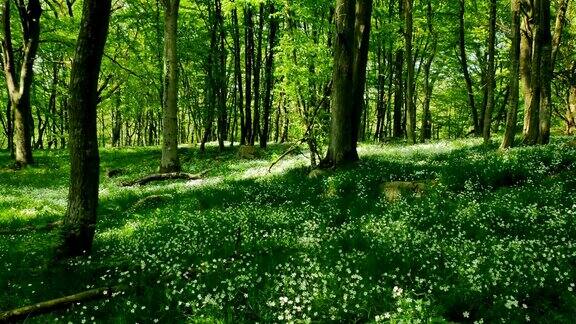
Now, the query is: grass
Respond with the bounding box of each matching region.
[1,139,576,323]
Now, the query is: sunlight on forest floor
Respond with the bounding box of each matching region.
[1,139,576,323]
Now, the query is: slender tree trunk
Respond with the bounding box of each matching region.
[244,5,254,145]
[160,0,181,172]
[216,0,227,151]
[501,0,522,149]
[482,0,497,143]
[420,0,436,143]
[568,70,576,135]
[537,0,552,144]
[231,7,245,146]
[260,3,278,149]
[393,0,404,138]
[60,0,111,257]
[1,0,42,166]
[251,3,264,145]
[404,0,415,144]
[458,0,479,136]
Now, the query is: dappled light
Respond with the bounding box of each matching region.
[1,0,576,322]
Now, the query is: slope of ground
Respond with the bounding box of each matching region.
[1,139,576,323]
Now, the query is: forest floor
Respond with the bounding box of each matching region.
[1,139,576,323]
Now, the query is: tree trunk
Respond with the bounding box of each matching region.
[404,0,416,144]
[482,0,497,143]
[568,70,576,135]
[260,3,278,149]
[323,0,373,167]
[1,0,41,166]
[5,95,13,155]
[59,0,111,257]
[501,0,522,149]
[160,0,181,172]
[420,0,436,143]
[244,5,254,145]
[537,0,552,144]
[231,6,244,146]
[523,0,544,145]
[251,3,264,145]
[216,0,227,151]
[538,0,567,144]
[458,0,479,136]
[393,0,404,139]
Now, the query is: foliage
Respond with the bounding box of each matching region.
[2,139,576,322]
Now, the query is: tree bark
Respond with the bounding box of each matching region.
[537,0,552,144]
[251,3,264,145]
[59,0,111,257]
[393,0,404,139]
[420,0,436,143]
[538,0,567,144]
[323,0,373,167]
[1,0,42,166]
[568,67,576,135]
[501,0,522,149]
[244,5,254,145]
[458,0,479,136]
[216,0,227,151]
[482,0,497,143]
[523,0,543,145]
[160,0,181,172]
[404,0,415,144]
[260,2,279,149]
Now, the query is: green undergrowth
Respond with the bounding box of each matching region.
[1,139,576,323]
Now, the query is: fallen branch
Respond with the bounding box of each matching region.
[0,221,61,236]
[0,285,125,322]
[268,146,301,172]
[121,169,211,187]
[268,80,332,172]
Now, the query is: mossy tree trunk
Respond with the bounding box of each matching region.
[322,0,373,167]
[60,0,111,257]
[160,0,181,173]
[501,0,522,149]
[0,0,41,166]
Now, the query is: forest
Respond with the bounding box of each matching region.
[1,0,576,322]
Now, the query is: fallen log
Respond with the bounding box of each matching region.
[0,285,125,322]
[121,169,210,187]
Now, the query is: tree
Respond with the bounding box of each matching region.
[59,0,112,257]
[322,0,373,167]
[244,5,254,146]
[0,0,42,166]
[458,0,480,136]
[160,0,180,173]
[420,0,437,143]
[404,0,415,144]
[260,2,279,149]
[501,0,522,149]
[482,0,497,143]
